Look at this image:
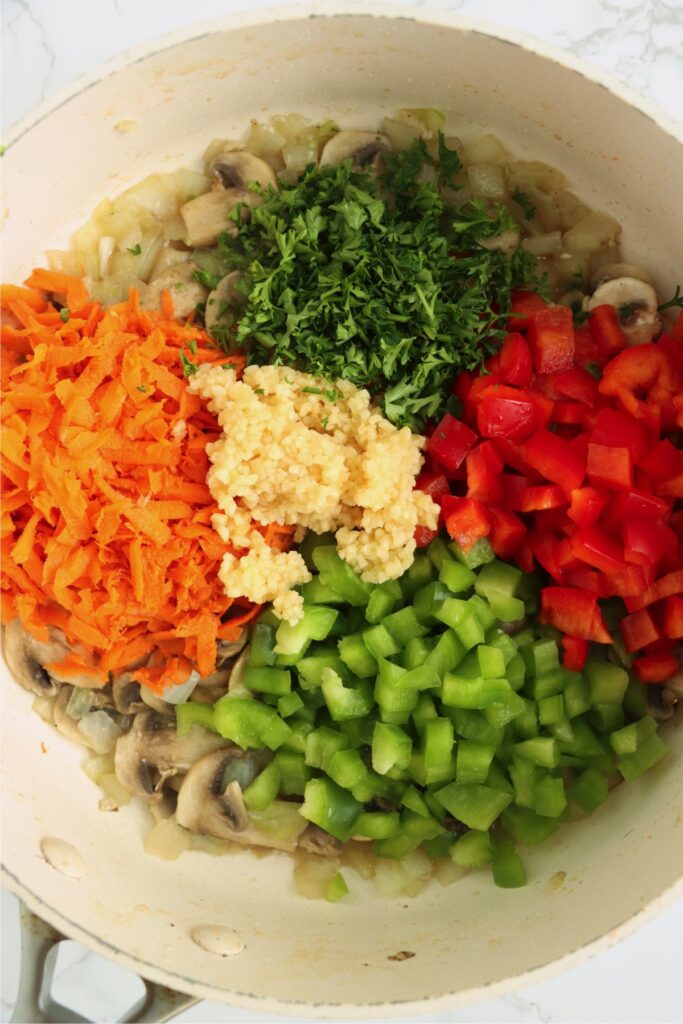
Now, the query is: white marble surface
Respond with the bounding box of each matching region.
[1,1,683,1022]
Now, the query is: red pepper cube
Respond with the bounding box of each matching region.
[502,473,531,511]
[608,487,670,523]
[590,408,648,463]
[567,486,610,528]
[607,562,652,598]
[600,343,679,407]
[561,635,588,671]
[426,414,477,473]
[414,470,451,505]
[476,385,539,441]
[623,518,677,568]
[527,306,575,374]
[442,496,491,551]
[551,366,600,405]
[633,652,678,683]
[570,525,627,577]
[414,525,439,548]
[563,566,606,596]
[552,401,586,425]
[498,332,533,386]
[539,586,611,643]
[526,428,586,494]
[656,472,683,499]
[466,442,504,504]
[620,608,660,653]
[529,529,565,582]
[487,506,526,560]
[662,596,683,639]
[574,324,600,369]
[586,442,632,490]
[588,304,627,361]
[508,290,548,330]
[519,484,566,512]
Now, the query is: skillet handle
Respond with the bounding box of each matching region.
[11,901,199,1024]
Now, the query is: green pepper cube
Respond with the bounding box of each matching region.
[439,559,476,594]
[610,715,657,756]
[354,811,401,839]
[402,636,434,670]
[365,582,401,624]
[414,581,452,625]
[509,757,539,808]
[450,537,495,569]
[304,726,350,770]
[484,690,526,728]
[585,658,629,705]
[338,632,378,678]
[558,718,606,758]
[590,703,625,734]
[275,605,338,658]
[383,606,429,643]
[362,623,399,660]
[434,783,512,831]
[468,595,498,632]
[422,718,455,785]
[374,660,418,715]
[274,750,311,796]
[477,645,506,678]
[500,804,562,845]
[321,669,373,721]
[451,829,493,868]
[488,594,526,622]
[523,638,560,677]
[312,546,372,606]
[427,536,453,571]
[445,707,504,745]
[401,664,441,692]
[176,701,216,736]
[373,811,442,859]
[492,840,527,888]
[538,694,565,726]
[533,774,567,817]
[512,696,538,738]
[402,552,436,597]
[327,747,368,790]
[456,740,496,785]
[486,760,514,795]
[296,650,347,690]
[243,760,281,812]
[412,693,438,736]
[282,715,315,754]
[563,673,590,718]
[618,731,667,780]
[300,777,361,841]
[511,737,559,769]
[325,871,349,903]
[506,652,526,691]
[244,666,292,696]
[526,668,565,700]
[570,767,609,813]
[442,673,511,709]
[401,785,430,818]
[475,560,522,601]
[249,622,277,667]
[277,691,304,718]
[213,697,292,750]
[425,630,465,678]
[453,607,486,650]
[372,722,412,775]
[488,631,517,666]
[300,578,345,605]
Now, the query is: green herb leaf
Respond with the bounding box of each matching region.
[180,351,198,377]
[512,188,536,220]
[59,308,70,323]
[585,362,602,379]
[657,285,683,312]
[127,243,142,256]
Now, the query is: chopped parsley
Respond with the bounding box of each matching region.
[512,187,536,220]
[188,338,198,355]
[212,136,541,429]
[302,386,322,394]
[179,351,198,377]
[137,384,147,393]
[59,307,70,322]
[127,243,142,256]
[585,362,601,379]
[570,299,589,327]
[657,285,683,312]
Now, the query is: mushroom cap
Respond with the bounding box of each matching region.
[114,709,228,800]
[588,262,653,290]
[180,190,261,248]
[204,271,245,338]
[644,684,677,722]
[210,150,278,192]
[3,619,68,696]
[140,261,208,320]
[585,276,661,345]
[319,130,390,169]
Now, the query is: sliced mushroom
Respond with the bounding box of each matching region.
[210,150,278,192]
[298,824,342,857]
[180,190,262,248]
[112,672,147,715]
[205,271,245,339]
[588,262,653,290]
[217,634,248,663]
[140,261,208,320]
[585,276,661,346]
[176,748,307,851]
[3,619,69,696]
[114,710,228,801]
[319,130,389,170]
[148,243,192,282]
[644,684,677,722]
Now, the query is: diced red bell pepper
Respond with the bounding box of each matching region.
[608,487,670,523]
[519,484,567,512]
[466,442,503,504]
[459,373,500,425]
[662,596,683,639]
[574,324,599,368]
[561,635,588,671]
[615,388,662,437]
[414,470,451,505]
[508,290,548,330]
[624,569,683,612]
[633,652,678,683]
[527,306,575,374]
[656,473,683,498]
[487,506,526,560]
[442,496,491,551]
[607,563,653,598]
[502,473,530,511]
[588,304,627,361]
[539,586,611,643]
[427,414,477,472]
[551,366,600,405]
[563,566,606,595]
[493,437,541,478]
[600,343,680,407]
[554,537,582,574]
[533,507,572,532]
[414,525,439,548]
[567,486,610,528]
[623,518,677,567]
[476,385,539,441]
[570,525,626,577]
[586,442,632,490]
[620,608,660,653]
[552,401,586,425]
[526,428,586,494]
[497,332,533,386]
[671,309,683,345]
[590,408,648,463]
[529,529,564,582]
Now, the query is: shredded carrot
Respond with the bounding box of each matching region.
[1,271,293,692]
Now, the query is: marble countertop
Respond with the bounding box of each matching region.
[1,1,682,1022]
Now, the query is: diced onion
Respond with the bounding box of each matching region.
[32,695,55,724]
[98,773,131,808]
[66,687,93,720]
[562,211,620,255]
[82,752,116,784]
[77,711,122,754]
[381,118,423,151]
[189,833,236,856]
[432,858,464,887]
[522,231,563,256]
[98,236,116,278]
[507,160,568,192]
[143,818,192,860]
[160,671,200,705]
[342,841,375,880]
[467,163,507,199]
[464,133,510,166]
[293,853,341,899]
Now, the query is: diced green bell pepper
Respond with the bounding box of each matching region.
[249,622,276,667]
[383,606,429,643]
[569,767,609,813]
[456,740,496,785]
[422,718,455,785]
[500,804,562,845]
[450,537,494,569]
[296,649,346,690]
[563,673,590,718]
[325,872,349,903]
[413,581,452,624]
[585,658,629,705]
[451,829,493,867]
[277,691,304,718]
[365,581,401,624]
[511,737,558,768]
[321,668,373,721]
[176,701,216,736]
[401,785,431,817]
[610,715,657,756]
[618,732,667,780]
[538,694,565,726]
[425,630,465,678]
[362,623,399,660]
[442,673,511,709]
[244,666,292,696]
[243,760,281,811]
[372,722,413,775]
[533,774,567,817]
[402,552,436,597]
[312,546,372,606]
[300,777,361,841]
[477,644,506,678]
[509,757,538,808]
[304,726,349,771]
[213,696,292,750]
[401,636,434,670]
[300,577,344,605]
[492,840,527,888]
[274,605,338,658]
[274,750,311,795]
[373,811,442,859]
[434,782,512,831]
[439,559,476,594]
[338,632,378,678]
[327,747,368,790]
[354,811,401,839]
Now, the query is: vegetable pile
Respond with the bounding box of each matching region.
[417,292,683,682]
[176,534,668,890]
[0,273,291,691]
[201,136,541,429]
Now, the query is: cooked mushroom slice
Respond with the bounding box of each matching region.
[3,619,69,696]
[140,261,208,320]
[585,277,661,346]
[298,824,342,857]
[112,672,147,714]
[319,130,389,170]
[588,262,653,290]
[180,189,261,248]
[644,684,676,722]
[114,710,228,801]
[211,151,278,192]
[205,271,245,339]
[217,634,248,664]
[176,749,306,851]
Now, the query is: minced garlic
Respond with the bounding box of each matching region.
[189,364,438,623]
